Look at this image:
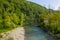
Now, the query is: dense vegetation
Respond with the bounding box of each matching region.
[0,0,47,29]
[0,0,60,38]
[40,13,60,37]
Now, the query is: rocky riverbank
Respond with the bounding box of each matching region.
[0,27,25,40]
[38,26,60,40]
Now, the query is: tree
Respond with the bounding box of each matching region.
[3,12,12,28]
[20,13,25,26]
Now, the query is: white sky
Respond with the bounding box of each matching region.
[27,0,60,10]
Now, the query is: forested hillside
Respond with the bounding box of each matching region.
[0,0,60,38]
[0,0,48,30]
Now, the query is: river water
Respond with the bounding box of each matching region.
[24,26,55,40]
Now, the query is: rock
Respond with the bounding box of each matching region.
[0,27,25,40]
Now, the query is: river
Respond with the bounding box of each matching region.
[24,26,55,40]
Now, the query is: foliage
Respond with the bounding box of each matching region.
[0,0,60,37]
[40,13,60,35]
[0,0,47,29]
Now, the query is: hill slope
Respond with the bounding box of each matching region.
[0,0,48,31]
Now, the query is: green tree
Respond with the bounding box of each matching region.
[20,13,25,26]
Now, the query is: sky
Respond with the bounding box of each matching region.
[27,0,60,10]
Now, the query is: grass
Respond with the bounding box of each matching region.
[0,25,21,33]
[0,28,15,33]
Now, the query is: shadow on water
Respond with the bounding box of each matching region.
[24,25,56,40]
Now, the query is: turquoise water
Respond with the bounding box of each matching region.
[25,26,55,40]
